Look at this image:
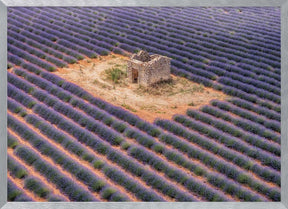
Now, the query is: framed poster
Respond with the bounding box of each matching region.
[0,0,287,209]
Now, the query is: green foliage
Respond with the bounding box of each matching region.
[100,50,109,56]
[202,58,210,64]
[112,122,127,133]
[90,53,98,59]
[194,166,205,176]
[120,141,131,150]
[105,67,126,84]
[121,103,137,112]
[28,87,35,94]
[8,136,19,149]
[93,160,105,169]
[8,190,22,201]
[7,63,13,69]
[152,144,164,154]
[101,187,117,200]
[48,66,56,72]
[149,128,161,137]
[82,153,94,163]
[96,144,109,155]
[24,177,50,198]
[91,180,106,192]
[13,107,22,114]
[188,102,195,106]
[103,117,114,126]
[27,101,36,109]
[15,170,28,179]
[114,136,124,145]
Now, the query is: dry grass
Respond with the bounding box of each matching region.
[54,53,229,122]
[103,66,127,85]
[134,77,205,97]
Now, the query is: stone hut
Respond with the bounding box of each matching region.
[127,50,171,86]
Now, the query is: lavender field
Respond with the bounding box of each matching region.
[7,7,280,202]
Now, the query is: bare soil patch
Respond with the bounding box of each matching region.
[54,54,229,122]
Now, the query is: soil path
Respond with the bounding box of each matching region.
[7,115,102,201]
[8,102,171,201]
[10,111,138,201]
[159,126,280,192]
[7,174,41,202]
[8,149,69,201]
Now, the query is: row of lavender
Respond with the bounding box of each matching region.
[8,64,280,201]
[8,7,280,75]
[8,151,68,201]
[7,7,280,201]
[7,7,280,113]
[8,70,227,201]
[7,6,281,149]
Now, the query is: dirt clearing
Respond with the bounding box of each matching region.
[54,54,228,123]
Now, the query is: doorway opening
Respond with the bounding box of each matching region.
[132,68,138,83]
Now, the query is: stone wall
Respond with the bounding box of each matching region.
[127,50,171,86]
[127,59,143,83]
[145,55,171,85]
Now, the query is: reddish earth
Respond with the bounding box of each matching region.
[8,148,69,201]
[165,128,279,194]
[8,59,277,202]
[7,115,103,201]
[7,153,44,202]
[11,113,138,201]
[8,107,170,201]
[54,53,229,123]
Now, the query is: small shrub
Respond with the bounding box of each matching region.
[100,50,109,56]
[36,187,50,198]
[194,166,205,176]
[8,136,19,149]
[15,169,28,179]
[91,180,106,192]
[121,103,137,112]
[101,187,117,200]
[202,59,210,64]
[82,153,94,163]
[105,67,126,84]
[148,128,161,137]
[112,122,127,133]
[120,141,131,150]
[152,144,164,154]
[8,190,22,201]
[188,102,195,106]
[24,177,50,198]
[7,62,13,69]
[93,160,105,169]
[27,101,36,109]
[103,117,114,126]
[113,136,124,145]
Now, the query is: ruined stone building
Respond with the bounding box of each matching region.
[127,50,171,86]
